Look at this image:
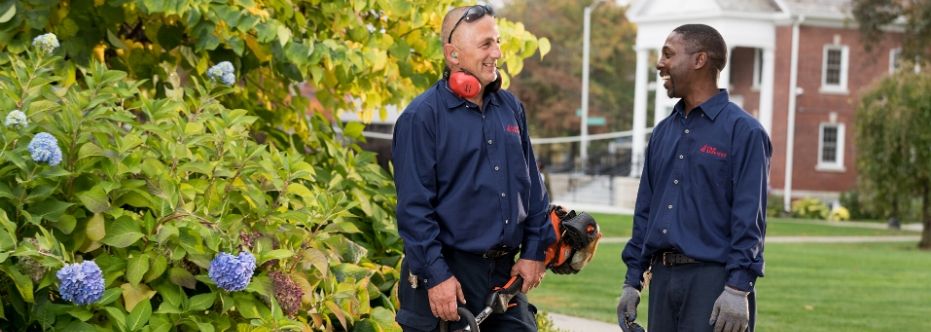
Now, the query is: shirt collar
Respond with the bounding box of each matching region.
[438,79,500,110]
[672,89,729,120]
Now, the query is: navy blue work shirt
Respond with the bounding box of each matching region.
[392,79,554,288]
[622,90,772,292]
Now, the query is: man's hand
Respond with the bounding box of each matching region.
[709,286,749,332]
[511,259,545,293]
[616,284,641,329]
[428,277,466,321]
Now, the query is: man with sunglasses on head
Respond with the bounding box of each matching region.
[392,4,554,332]
[617,24,771,332]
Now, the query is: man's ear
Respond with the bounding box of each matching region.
[692,51,708,70]
[444,44,459,65]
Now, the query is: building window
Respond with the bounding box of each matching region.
[820,45,848,93]
[752,48,763,89]
[816,123,845,171]
[889,48,901,74]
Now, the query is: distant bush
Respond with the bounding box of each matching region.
[791,198,830,220]
[767,194,787,218]
[828,206,851,222]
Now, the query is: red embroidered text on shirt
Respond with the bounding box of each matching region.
[505,124,520,135]
[699,144,728,158]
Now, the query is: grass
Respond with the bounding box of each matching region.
[590,213,917,238]
[531,217,931,331]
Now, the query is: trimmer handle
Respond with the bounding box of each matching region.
[438,307,479,332]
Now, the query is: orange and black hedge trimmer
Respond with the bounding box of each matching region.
[439,206,604,332]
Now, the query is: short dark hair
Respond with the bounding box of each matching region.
[672,24,727,72]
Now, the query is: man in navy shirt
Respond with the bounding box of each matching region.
[392,5,553,332]
[617,24,772,332]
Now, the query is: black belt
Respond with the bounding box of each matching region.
[481,247,515,259]
[655,251,699,267]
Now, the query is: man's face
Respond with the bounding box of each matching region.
[656,32,694,99]
[449,15,502,86]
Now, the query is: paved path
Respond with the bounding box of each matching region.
[549,312,620,332]
[600,235,921,244]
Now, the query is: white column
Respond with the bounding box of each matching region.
[718,47,733,91]
[631,48,650,177]
[653,69,667,126]
[758,47,775,134]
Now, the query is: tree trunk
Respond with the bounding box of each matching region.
[920,183,931,250]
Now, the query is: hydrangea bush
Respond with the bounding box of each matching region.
[0,34,401,331]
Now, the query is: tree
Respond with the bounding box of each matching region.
[856,72,931,249]
[499,0,637,139]
[852,0,931,66]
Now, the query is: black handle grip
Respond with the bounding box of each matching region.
[438,307,479,332]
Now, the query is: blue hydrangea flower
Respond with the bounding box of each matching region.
[27,132,63,166]
[207,61,236,86]
[32,33,60,54]
[208,251,256,291]
[57,260,105,305]
[4,110,28,128]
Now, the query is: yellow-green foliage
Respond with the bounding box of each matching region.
[791,198,830,220]
[829,206,851,222]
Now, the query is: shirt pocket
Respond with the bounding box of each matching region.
[694,152,730,189]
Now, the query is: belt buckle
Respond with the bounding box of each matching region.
[661,252,670,266]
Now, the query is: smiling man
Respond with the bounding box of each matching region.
[616,24,772,332]
[392,5,554,332]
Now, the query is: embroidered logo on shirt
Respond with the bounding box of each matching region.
[699,144,728,159]
[505,124,520,135]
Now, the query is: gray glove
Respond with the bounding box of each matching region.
[616,284,641,329]
[709,286,750,332]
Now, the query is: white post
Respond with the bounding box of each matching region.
[653,70,667,126]
[784,16,804,212]
[718,47,733,90]
[631,48,649,177]
[580,5,592,173]
[758,47,775,134]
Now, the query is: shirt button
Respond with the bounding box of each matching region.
[667,204,673,209]
[684,129,690,134]
[662,229,668,234]
[494,165,500,171]
[505,219,509,224]
[674,179,679,185]
[487,139,493,145]
[501,192,506,197]
[678,154,684,160]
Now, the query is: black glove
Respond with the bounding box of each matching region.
[617,284,642,332]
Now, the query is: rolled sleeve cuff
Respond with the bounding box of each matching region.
[624,268,644,291]
[726,269,758,292]
[424,260,453,289]
[519,238,547,261]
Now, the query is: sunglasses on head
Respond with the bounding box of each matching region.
[447,4,495,44]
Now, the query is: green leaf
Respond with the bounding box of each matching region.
[77,185,111,214]
[1,265,34,303]
[67,307,94,321]
[0,1,15,24]
[187,292,215,311]
[259,249,293,264]
[54,214,77,234]
[28,199,73,224]
[107,29,128,49]
[78,142,107,159]
[145,255,168,282]
[154,282,184,308]
[97,287,123,306]
[102,217,144,248]
[103,306,127,331]
[127,253,150,285]
[86,213,106,241]
[169,267,197,289]
[126,298,152,331]
[538,37,551,59]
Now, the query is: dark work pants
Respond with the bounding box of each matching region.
[396,248,538,332]
[648,261,756,332]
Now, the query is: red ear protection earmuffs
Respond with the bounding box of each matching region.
[445,67,502,99]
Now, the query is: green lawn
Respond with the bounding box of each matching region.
[591,212,916,238]
[531,241,931,331]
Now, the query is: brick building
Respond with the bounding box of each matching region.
[627,0,912,209]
